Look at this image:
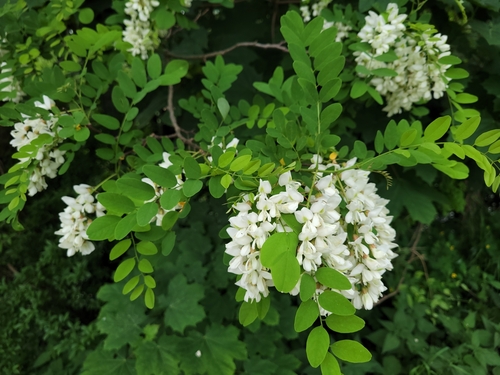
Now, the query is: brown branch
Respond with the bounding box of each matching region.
[7,263,19,276]
[166,86,199,150]
[166,41,289,61]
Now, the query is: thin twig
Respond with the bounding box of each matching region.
[7,263,19,276]
[166,86,199,149]
[166,41,288,61]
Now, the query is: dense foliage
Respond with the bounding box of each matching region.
[1,0,500,374]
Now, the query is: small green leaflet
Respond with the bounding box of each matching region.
[424,116,451,141]
[320,353,341,375]
[318,290,355,316]
[314,268,351,290]
[454,116,481,142]
[109,239,132,260]
[260,232,300,293]
[294,299,319,332]
[299,273,316,301]
[114,258,136,282]
[326,314,365,333]
[306,326,330,368]
[330,340,372,363]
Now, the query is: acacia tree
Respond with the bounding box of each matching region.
[1,0,499,373]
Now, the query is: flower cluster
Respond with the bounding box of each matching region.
[225,156,397,311]
[142,152,184,226]
[355,3,452,116]
[55,184,105,257]
[0,62,25,103]
[122,0,159,59]
[9,96,66,196]
[299,0,352,42]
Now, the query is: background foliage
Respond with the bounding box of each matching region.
[1,0,500,374]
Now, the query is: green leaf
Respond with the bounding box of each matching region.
[320,78,342,102]
[424,116,451,141]
[350,81,368,99]
[399,129,417,147]
[256,296,270,320]
[320,103,342,131]
[154,8,176,29]
[182,179,203,197]
[474,129,500,147]
[74,126,90,142]
[315,268,351,290]
[489,140,500,154]
[60,60,82,72]
[306,326,330,368]
[131,57,147,88]
[384,120,399,150]
[454,116,481,142]
[87,215,122,241]
[445,68,469,79]
[195,325,248,375]
[454,93,478,104]
[114,258,136,282]
[320,353,341,375]
[122,275,140,295]
[130,284,145,301]
[371,68,398,77]
[147,54,162,79]
[294,299,319,332]
[218,151,235,168]
[217,97,230,119]
[260,232,300,293]
[300,273,317,301]
[134,337,179,375]
[161,211,179,231]
[161,231,176,256]
[163,274,205,333]
[137,241,158,255]
[325,314,365,333]
[81,346,136,375]
[144,288,155,309]
[110,239,132,260]
[184,156,201,179]
[239,301,258,326]
[115,213,138,240]
[330,340,372,363]
[137,202,159,226]
[144,275,156,289]
[230,155,252,172]
[375,130,384,154]
[209,176,226,198]
[92,114,120,130]
[78,8,94,24]
[160,189,182,210]
[438,55,462,65]
[112,86,130,113]
[116,178,156,201]
[98,192,136,214]
[138,258,154,273]
[318,291,355,316]
[164,59,189,80]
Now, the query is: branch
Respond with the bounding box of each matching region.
[166,41,288,60]
[166,85,199,149]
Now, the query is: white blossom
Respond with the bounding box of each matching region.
[355,3,452,116]
[9,96,66,196]
[0,62,25,103]
[122,0,159,59]
[225,156,398,311]
[55,184,105,257]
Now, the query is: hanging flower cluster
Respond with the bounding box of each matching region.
[300,0,352,42]
[0,62,25,103]
[225,156,398,311]
[9,96,66,196]
[55,184,106,257]
[122,0,159,59]
[142,152,185,226]
[354,3,452,116]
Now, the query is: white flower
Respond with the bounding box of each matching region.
[122,0,159,59]
[55,184,104,257]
